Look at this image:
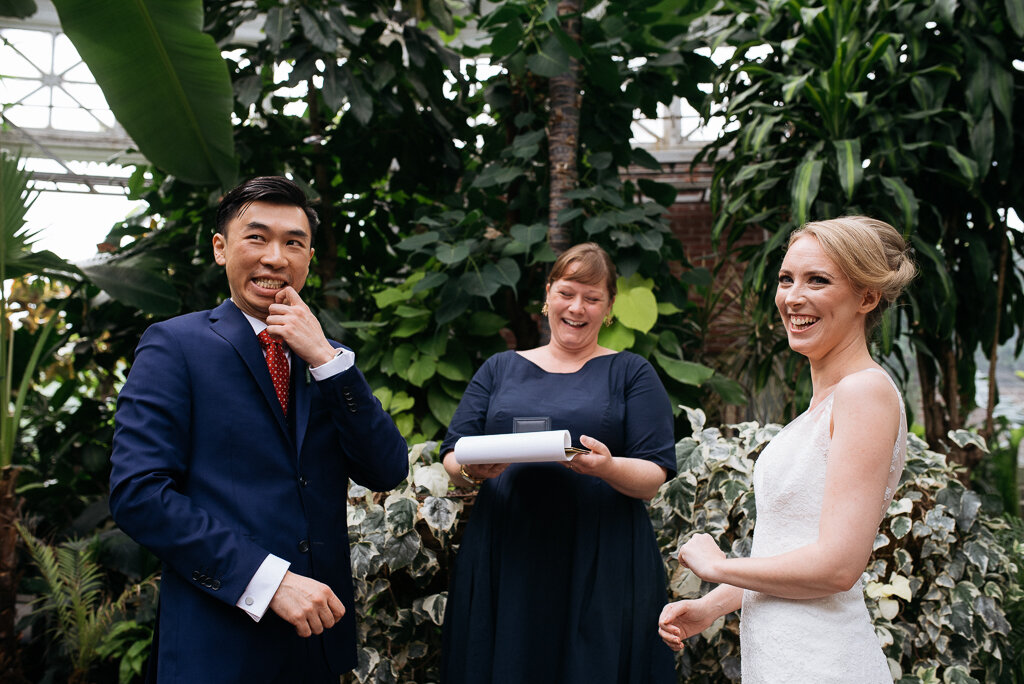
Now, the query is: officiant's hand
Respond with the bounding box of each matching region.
[677,533,728,582]
[658,598,717,651]
[563,434,613,476]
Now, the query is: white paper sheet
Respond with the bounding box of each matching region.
[454,430,575,464]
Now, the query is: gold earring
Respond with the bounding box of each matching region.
[541,302,549,316]
[604,312,613,327]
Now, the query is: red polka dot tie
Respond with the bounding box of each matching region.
[258,329,289,416]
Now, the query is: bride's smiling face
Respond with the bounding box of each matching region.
[775,235,877,359]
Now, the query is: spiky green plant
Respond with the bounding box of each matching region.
[15,522,155,683]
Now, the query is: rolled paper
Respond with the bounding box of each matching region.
[454,430,583,464]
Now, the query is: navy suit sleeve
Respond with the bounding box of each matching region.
[314,360,408,491]
[109,323,269,605]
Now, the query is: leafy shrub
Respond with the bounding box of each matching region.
[648,408,1022,684]
[342,409,1021,683]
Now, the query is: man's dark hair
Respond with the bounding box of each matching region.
[215,176,320,240]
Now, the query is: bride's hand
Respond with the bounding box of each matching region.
[658,598,716,651]
[677,533,727,582]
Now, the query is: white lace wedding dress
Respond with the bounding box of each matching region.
[740,368,905,683]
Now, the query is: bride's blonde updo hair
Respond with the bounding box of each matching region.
[789,216,916,333]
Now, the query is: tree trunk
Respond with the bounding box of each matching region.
[307,85,340,310]
[983,225,1009,440]
[542,0,583,345]
[547,0,582,257]
[0,466,22,681]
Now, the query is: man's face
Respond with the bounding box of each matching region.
[212,201,314,321]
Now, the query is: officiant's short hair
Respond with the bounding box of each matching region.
[547,242,618,299]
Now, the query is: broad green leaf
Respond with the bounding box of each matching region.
[263,6,292,52]
[990,64,1014,124]
[373,286,411,309]
[392,315,430,338]
[435,242,470,265]
[910,235,953,300]
[969,105,994,181]
[845,91,867,108]
[833,139,862,203]
[78,256,180,315]
[427,384,459,425]
[510,223,546,247]
[879,176,919,230]
[635,230,664,252]
[653,351,714,386]
[460,267,501,298]
[406,356,437,387]
[789,157,823,227]
[397,231,439,252]
[412,271,448,293]
[389,391,415,414]
[391,344,416,375]
[492,258,520,287]
[1007,0,1024,37]
[597,320,635,350]
[637,178,677,207]
[52,0,237,187]
[613,285,658,333]
[782,72,811,103]
[466,311,507,336]
[298,6,335,52]
[372,386,393,411]
[491,19,524,59]
[944,146,978,187]
[437,355,472,381]
[338,65,373,126]
[526,33,569,77]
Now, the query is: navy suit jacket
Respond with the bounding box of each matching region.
[109,300,408,682]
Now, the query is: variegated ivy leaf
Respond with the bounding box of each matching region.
[421,495,460,533]
[413,462,450,498]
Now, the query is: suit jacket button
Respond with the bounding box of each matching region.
[299,477,308,487]
[298,539,310,553]
[192,571,200,581]
[211,580,221,590]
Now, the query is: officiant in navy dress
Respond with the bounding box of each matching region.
[439,243,677,683]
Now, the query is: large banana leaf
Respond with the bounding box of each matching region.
[52,0,238,188]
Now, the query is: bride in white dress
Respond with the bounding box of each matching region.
[659,217,916,682]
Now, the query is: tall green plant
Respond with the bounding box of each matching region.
[687,0,1024,461]
[50,0,238,187]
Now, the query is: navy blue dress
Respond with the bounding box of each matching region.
[440,351,677,684]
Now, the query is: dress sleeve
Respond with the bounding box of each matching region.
[622,354,677,478]
[440,353,501,455]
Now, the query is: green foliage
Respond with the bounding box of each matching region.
[648,410,1022,683]
[51,0,238,187]
[343,442,461,682]
[688,0,1024,444]
[16,522,158,683]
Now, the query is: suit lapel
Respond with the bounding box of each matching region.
[292,357,311,458]
[209,301,290,440]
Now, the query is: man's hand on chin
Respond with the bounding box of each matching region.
[264,287,337,367]
[268,570,346,637]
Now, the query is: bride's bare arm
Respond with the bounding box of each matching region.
[679,372,900,600]
[658,584,744,650]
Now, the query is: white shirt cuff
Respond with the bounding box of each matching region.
[309,347,355,380]
[236,554,290,621]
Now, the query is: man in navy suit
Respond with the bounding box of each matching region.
[109,176,408,683]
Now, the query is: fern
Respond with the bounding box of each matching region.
[16,522,154,680]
